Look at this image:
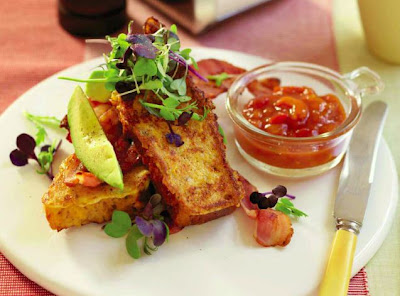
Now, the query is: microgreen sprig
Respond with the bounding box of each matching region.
[250,185,307,218]
[207,72,235,87]
[9,114,64,180]
[59,22,209,147]
[104,194,169,259]
[24,112,61,145]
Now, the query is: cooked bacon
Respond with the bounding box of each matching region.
[254,209,293,247]
[246,78,281,97]
[64,155,103,187]
[190,59,246,99]
[238,175,258,219]
[239,176,294,247]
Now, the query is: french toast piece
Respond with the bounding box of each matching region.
[42,154,150,231]
[113,77,245,227]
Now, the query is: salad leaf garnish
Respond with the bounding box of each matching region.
[104,210,132,238]
[249,185,307,218]
[275,198,308,218]
[10,133,62,180]
[104,195,169,259]
[59,22,210,147]
[24,112,61,145]
[218,125,227,144]
[207,72,233,87]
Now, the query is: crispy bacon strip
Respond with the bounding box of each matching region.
[254,209,293,247]
[64,155,103,187]
[190,59,246,99]
[238,175,258,219]
[239,178,294,247]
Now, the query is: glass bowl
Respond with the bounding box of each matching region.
[226,62,384,177]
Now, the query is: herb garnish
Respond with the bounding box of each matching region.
[207,72,234,87]
[59,22,209,147]
[250,185,307,218]
[9,114,63,180]
[104,194,169,259]
[24,112,61,145]
[10,134,62,180]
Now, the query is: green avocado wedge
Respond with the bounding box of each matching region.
[68,86,124,190]
[85,70,112,103]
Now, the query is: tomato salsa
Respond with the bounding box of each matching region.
[236,80,348,169]
[243,86,346,137]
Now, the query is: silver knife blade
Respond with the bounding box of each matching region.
[334,101,388,231]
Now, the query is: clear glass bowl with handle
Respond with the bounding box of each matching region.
[226,62,384,177]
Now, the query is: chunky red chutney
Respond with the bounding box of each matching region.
[236,82,348,169]
[243,86,346,137]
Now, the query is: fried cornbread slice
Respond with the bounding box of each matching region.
[113,77,245,227]
[42,154,150,231]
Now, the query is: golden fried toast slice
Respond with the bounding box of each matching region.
[113,78,245,227]
[42,154,150,231]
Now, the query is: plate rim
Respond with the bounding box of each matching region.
[0,46,398,296]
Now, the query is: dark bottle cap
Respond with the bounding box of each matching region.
[58,0,127,37]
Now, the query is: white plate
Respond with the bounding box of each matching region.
[0,48,397,296]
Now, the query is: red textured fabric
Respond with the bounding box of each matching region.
[0,0,84,114]
[0,0,370,295]
[348,268,371,296]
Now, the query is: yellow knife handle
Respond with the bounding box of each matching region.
[319,229,358,296]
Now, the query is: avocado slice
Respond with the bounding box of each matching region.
[85,70,112,103]
[68,86,124,190]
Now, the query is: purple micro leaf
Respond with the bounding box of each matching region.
[10,149,28,166]
[127,34,157,59]
[16,133,36,155]
[151,220,167,246]
[131,44,157,59]
[126,34,151,45]
[177,112,193,126]
[135,216,154,237]
[165,133,184,147]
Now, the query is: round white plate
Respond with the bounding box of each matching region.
[0,48,397,296]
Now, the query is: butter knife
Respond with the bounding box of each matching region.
[319,101,388,296]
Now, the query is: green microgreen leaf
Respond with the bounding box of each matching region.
[170,78,186,96]
[134,57,157,77]
[105,81,116,91]
[170,24,178,34]
[36,140,56,174]
[191,107,210,121]
[24,112,61,145]
[274,198,308,218]
[180,48,192,60]
[104,210,132,238]
[190,57,199,70]
[163,97,180,108]
[24,112,61,129]
[207,72,232,87]
[126,225,144,259]
[107,34,129,59]
[35,127,46,146]
[168,37,180,52]
[218,125,227,144]
[160,109,176,121]
[140,79,163,90]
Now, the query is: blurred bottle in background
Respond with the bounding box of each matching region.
[58,0,127,37]
[358,0,400,64]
